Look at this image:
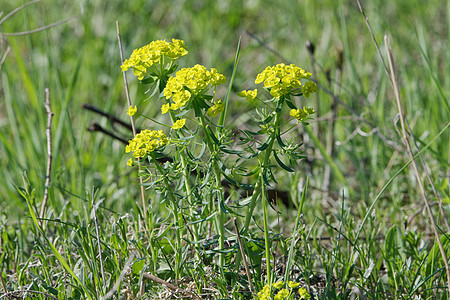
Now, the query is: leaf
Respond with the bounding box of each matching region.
[363,259,375,279]
[132,258,146,275]
[257,139,271,151]
[273,150,294,172]
[140,76,155,84]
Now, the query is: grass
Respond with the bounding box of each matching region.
[0,0,449,299]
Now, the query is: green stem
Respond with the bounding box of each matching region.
[152,155,183,281]
[167,109,199,242]
[261,174,272,285]
[199,113,225,273]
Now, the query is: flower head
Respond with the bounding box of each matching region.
[255,63,316,98]
[290,106,316,123]
[298,287,311,299]
[126,105,137,116]
[272,281,284,289]
[237,89,257,101]
[121,39,188,79]
[207,99,224,117]
[172,119,186,129]
[127,158,134,166]
[287,281,300,289]
[274,288,290,300]
[125,129,169,159]
[163,64,226,113]
[301,81,318,98]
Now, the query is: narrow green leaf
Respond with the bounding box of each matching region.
[273,150,294,172]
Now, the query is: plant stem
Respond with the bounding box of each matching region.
[152,156,183,281]
[198,113,225,273]
[261,174,272,285]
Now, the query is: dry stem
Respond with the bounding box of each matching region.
[39,88,53,224]
[116,21,148,222]
[385,36,450,296]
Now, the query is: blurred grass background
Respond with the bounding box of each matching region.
[0,0,448,228]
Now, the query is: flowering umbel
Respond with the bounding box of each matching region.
[255,63,317,98]
[163,64,226,113]
[125,129,169,160]
[121,39,188,80]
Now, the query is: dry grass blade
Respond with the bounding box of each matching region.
[115,20,148,222]
[39,88,53,224]
[385,36,450,296]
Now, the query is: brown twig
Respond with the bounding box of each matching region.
[385,36,450,296]
[142,273,202,300]
[233,218,254,294]
[82,103,134,132]
[116,21,148,222]
[39,88,53,224]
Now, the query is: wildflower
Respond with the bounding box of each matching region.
[272,281,284,289]
[126,105,137,116]
[301,81,318,98]
[287,281,300,289]
[125,129,169,160]
[274,288,290,300]
[207,99,224,117]
[237,89,257,101]
[172,119,186,129]
[255,63,316,98]
[163,64,226,113]
[127,158,134,166]
[290,107,316,123]
[298,287,311,299]
[256,284,270,300]
[121,39,188,79]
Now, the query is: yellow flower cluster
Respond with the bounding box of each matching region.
[256,281,310,300]
[121,39,188,80]
[255,63,316,98]
[125,129,169,159]
[207,99,224,117]
[237,89,257,101]
[162,64,226,113]
[171,119,186,129]
[290,107,316,123]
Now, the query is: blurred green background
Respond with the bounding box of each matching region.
[1,0,448,224]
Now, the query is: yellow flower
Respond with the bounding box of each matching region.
[125,129,169,158]
[121,39,188,77]
[161,103,170,114]
[237,89,257,101]
[126,105,137,116]
[301,81,318,98]
[172,119,186,129]
[163,65,226,112]
[272,281,284,289]
[298,287,311,299]
[126,158,134,167]
[256,284,270,300]
[274,288,289,300]
[290,107,316,123]
[287,281,300,289]
[255,63,315,98]
[207,99,224,117]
